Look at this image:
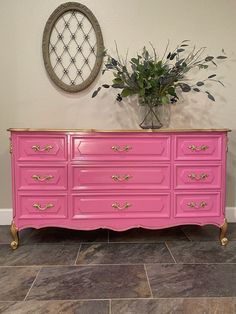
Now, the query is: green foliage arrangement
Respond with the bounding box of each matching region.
[92,41,227,105]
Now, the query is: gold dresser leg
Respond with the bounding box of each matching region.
[219,219,228,246]
[10,221,19,250]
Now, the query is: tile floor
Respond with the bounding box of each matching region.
[0,224,236,313]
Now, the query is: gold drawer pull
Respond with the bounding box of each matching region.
[32,145,53,152]
[188,173,208,180]
[32,175,54,182]
[188,144,209,152]
[111,145,132,152]
[33,203,54,211]
[187,201,207,208]
[112,202,131,210]
[112,174,132,182]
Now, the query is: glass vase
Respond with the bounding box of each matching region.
[138,98,171,129]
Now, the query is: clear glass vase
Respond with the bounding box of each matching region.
[138,98,171,129]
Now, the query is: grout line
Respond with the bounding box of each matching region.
[23,267,42,301]
[165,242,177,263]
[144,264,153,298]
[74,244,82,265]
[181,228,192,241]
[109,299,112,314]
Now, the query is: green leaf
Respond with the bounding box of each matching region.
[180,83,191,92]
[206,92,215,101]
[170,53,177,60]
[216,56,227,59]
[177,48,185,53]
[161,96,169,104]
[193,88,200,92]
[102,84,110,88]
[121,88,134,97]
[196,81,204,86]
[92,87,101,98]
[131,58,139,64]
[112,83,124,89]
[180,44,189,47]
[208,74,216,79]
[205,56,214,62]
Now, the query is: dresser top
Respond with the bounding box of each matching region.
[7,128,231,133]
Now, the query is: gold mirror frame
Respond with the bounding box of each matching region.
[42,2,104,92]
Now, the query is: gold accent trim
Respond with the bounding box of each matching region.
[188,173,208,180]
[188,144,209,151]
[187,201,207,208]
[10,221,19,250]
[112,174,132,182]
[33,203,54,211]
[7,128,231,133]
[220,218,228,246]
[112,202,131,210]
[9,138,13,154]
[32,145,53,152]
[32,174,54,182]
[111,145,132,152]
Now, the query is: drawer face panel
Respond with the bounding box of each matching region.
[71,136,170,161]
[175,164,221,189]
[175,135,223,160]
[174,192,221,218]
[18,194,67,219]
[16,135,67,161]
[71,164,170,190]
[72,194,171,219]
[17,164,67,190]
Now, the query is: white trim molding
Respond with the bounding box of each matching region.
[0,207,236,225]
[0,209,13,225]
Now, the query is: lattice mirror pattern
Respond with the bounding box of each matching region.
[42,2,104,92]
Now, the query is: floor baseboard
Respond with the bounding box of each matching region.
[1,207,236,225]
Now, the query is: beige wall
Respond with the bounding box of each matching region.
[0,0,236,212]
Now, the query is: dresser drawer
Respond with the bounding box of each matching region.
[15,135,67,161]
[174,135,223,161]
[175,164,221,189]
[71,193,171,219]
[71,135,170,161]
[17,164,67,190]
[174,192,221,218]
[17,194,67,219]
[71,164,170,190]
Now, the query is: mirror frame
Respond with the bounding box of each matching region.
[42,2,104,92]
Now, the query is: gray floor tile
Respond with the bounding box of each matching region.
[167,241,236,263]
[0,226,34,245]
[0,244,79,266]
[23,227,109,244]
[76,243,174,265]
[111,298,236,314]
[0,267,39,301]
[0,300,109,314]
[146,263,236,297]
[109,227,188,243]
[181,223,236,242]
[27,265,151,300]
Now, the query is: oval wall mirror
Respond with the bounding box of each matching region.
[42,2,104,92]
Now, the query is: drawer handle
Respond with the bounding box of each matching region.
[188,145,209,152]
[112,202,131,210]
[187,201,207,208]
[188,173,208,181]
[32,175,54,182]
[33,203,54,211]
[32,145,53,152]
[112,174,132,182]
[111,145,132,152]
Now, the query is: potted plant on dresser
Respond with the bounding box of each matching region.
[93,40,227,129]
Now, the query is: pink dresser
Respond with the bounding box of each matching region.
[8,128,230,249]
